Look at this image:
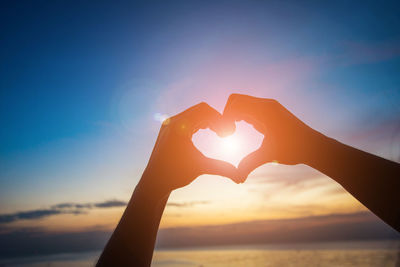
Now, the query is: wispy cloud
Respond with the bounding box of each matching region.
[0,200,127,224]
[0,210,67,224]
[157,211,400,248]
[247,165,329,191]
[342,113,400,162]
[336,39,400,66]
[93,200,126,208]
[248,165,323,184]
[0,211,398,259]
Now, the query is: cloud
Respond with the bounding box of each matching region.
[51,203,75,209]
[0,200,127,224]
[336,39,400,66]
[0,227,111,259]
[1,211,398,259]
[0,210,64,224]
[50,200,128,210]
[94,200,127,208]
[342,114,400,162]
[248,164,323,184]
[245,164,332,197]
[157,211,400,248]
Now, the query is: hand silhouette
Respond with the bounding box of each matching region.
[142,102,240,195]
[99,94,400,267]
[98,102,240,266]
[223,93,400,234]
[223,93,320,178]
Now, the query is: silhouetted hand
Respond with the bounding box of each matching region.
[224,93,400,233]
[223,93,320,178]
[98,102,240,267]
[142,102,240,195]
[99,95,400,267]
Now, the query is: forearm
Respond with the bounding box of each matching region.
[304,132,400,232]
[97,175,170,267]
[97,102,238,265]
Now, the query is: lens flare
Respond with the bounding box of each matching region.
[154,113,170,123]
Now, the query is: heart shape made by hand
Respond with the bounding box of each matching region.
[192,121,264,167]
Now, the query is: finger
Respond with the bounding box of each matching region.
[200,156,242,184]
[223,94,267,133]
[179,102,235,137]
[237,149,271,181]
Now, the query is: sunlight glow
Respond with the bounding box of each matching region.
[192,121,264,167]
[221,135,240,155]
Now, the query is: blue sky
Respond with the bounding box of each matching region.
[1,0,400,235]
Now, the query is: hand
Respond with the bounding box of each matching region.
[141,102,241,195]
[223,94,322,178]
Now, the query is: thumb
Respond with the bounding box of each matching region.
[200,157,242,184]
[238,148,270,181]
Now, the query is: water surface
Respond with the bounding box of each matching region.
[1,241,399,267]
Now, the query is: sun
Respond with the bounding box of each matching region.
[220,135,240,155]
[192,121,264,167]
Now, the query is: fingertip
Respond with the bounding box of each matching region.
[237,162,250,177]
[225,171,243,185]
[221,173,242,184]
[201,157,242,182]
[232,172,243,184]
[232,177,241,184]
[216,120,236,137]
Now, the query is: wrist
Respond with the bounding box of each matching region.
[135,169,172,202]
[301,129,334,167]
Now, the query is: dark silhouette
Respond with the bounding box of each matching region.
[96,102,240,266]
[97,94,400,266]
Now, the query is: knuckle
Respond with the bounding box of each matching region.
[227,93,240,103]
[199,101,208,107]
[266,98,280,107]
[197,102,209,109]
[229,93,239,98]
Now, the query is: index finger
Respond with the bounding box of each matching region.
[175,102,235,137]
[223,94,267,133]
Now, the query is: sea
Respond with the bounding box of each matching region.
[1,240,399,267]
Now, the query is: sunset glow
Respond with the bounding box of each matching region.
[192,121,264,167]
[1,0,400,261]
[221,135,240,156]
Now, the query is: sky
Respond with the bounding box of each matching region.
[1,0,400,257]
